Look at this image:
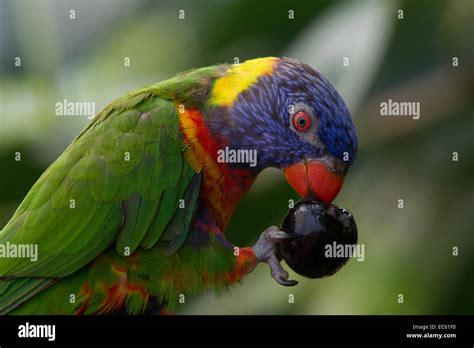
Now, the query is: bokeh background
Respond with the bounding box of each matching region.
[0,0,472,314]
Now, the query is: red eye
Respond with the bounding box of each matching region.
[292,111,312,132]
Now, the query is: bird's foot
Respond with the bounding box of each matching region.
[253,226,298,287]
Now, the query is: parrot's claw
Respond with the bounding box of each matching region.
[253,226,298,287]
[267,229,293,240]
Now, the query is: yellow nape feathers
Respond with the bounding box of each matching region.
[210,57,277,107]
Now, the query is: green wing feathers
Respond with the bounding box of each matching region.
[0,90,203,313]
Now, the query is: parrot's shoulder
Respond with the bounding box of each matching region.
[146,64,229,108]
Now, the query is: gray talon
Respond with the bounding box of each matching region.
[253,228,298,287]
[277,277,299,287]
[267,230,293,241]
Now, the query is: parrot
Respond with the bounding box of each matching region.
[0,57,357,314]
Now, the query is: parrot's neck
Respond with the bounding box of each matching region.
[179,108,259,232]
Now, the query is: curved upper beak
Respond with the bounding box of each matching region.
[283,157,348,204]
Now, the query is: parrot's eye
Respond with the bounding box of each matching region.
[292,111,312,132]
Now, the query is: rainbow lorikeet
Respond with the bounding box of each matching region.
[0,57,357,314]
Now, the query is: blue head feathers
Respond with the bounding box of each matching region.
[206,57,358,170]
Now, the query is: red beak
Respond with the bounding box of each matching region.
[283,160,345,204]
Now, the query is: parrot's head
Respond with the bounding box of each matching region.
[207,57,358,204]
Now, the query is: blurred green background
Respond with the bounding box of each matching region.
[0,0,473,314]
